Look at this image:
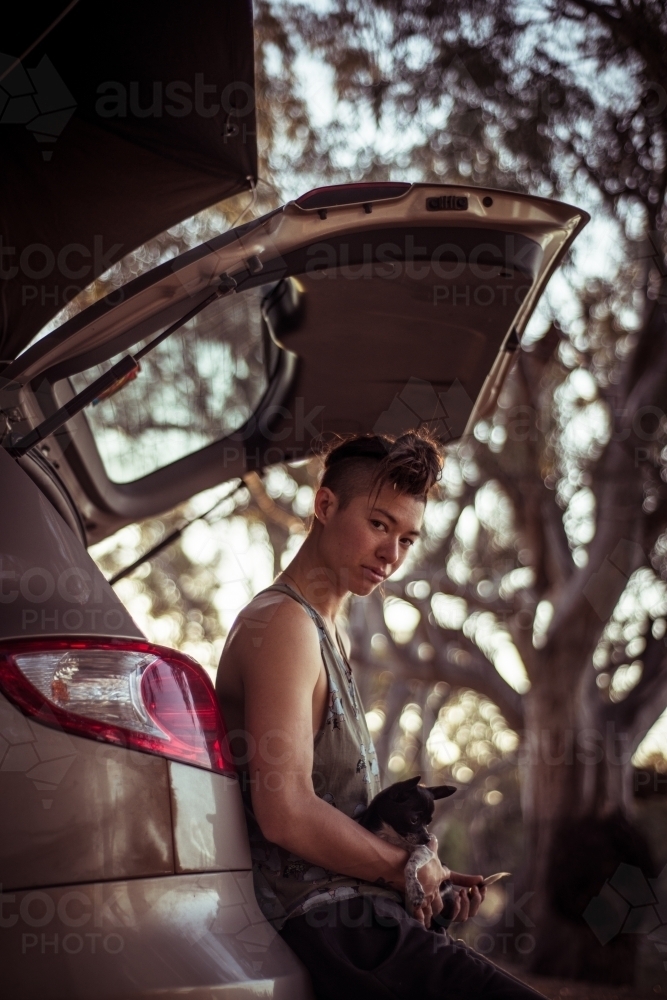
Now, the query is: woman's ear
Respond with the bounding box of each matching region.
[313,485,338,524]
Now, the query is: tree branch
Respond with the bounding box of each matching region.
[545,437,646,644]
[421,619,525,731]
[608,631,667,750]
[542,490,575,584]
[244,471,305,533]
[622,303,667,423]
[562,0,665,80]
[545,297,667,644]
[386,575,510,619]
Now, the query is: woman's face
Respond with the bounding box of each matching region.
[314,482,424,596]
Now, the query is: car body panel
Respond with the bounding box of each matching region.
[0,693,173,891]
[0,457,310,995]
[0,181,588,1000]
[2,0,258,360]
[169,761,251,873]
[0,871,313,1000]
[4,184,583,384]
[1,183,589,543]
[0,445,141,641]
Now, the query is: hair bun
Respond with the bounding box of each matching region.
[379,431,443,497]
[321,429,443,503]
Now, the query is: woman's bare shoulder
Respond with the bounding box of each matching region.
[226,588,316,653]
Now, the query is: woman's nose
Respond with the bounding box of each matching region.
[377,536,400,565]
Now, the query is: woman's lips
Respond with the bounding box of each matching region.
[362,566,386,584]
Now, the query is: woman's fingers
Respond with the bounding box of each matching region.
[467,885,483,918]
[418,856,448,897]
[455,885,489,922]
[430,888,444,917]
[421,900,434,928]
[415,878,487,926]
[455,888,470,922]
[449,871,484,888]
[413,892,442,929]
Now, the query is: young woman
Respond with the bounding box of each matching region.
[216,432,545,1000]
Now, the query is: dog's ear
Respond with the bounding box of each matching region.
[426,784,457,800]
[390,775,422,801]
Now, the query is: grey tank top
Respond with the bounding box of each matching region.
[240,582,402,928]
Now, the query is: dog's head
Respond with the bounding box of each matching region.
[372,775,456,846]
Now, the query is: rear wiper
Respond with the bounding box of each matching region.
[7,273,238,458]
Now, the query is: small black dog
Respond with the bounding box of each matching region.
[356,775,459,916]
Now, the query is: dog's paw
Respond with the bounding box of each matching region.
[405,865,426,911]
[404,847,434,914]
[407,882,426,911]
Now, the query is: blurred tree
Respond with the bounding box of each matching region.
[266,0,667,981]
[80,0,667,983]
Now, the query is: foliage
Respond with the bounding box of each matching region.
[84,0,667,982]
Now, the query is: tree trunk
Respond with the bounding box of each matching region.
[516,652,655,983]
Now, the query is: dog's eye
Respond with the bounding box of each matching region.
[408,813,421,825]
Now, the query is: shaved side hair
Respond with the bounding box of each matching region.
[319,431,444,510]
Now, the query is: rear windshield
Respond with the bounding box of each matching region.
[68,286,270,484]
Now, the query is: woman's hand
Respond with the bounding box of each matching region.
[413,836,449,929]
[447,871,487,923]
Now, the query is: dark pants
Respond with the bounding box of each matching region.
[280,895,547,1000]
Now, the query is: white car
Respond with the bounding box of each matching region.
[0,176,587,998]
[0,10,588,997]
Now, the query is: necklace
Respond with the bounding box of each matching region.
[280,570,304,599]
[279,571,350,670]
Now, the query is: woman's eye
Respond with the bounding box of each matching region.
[371,520,387,531]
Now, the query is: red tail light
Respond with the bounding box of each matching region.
[0,638,235,775]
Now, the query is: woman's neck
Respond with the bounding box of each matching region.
[277,536,347,624]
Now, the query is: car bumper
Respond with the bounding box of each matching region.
[1,870,313,999]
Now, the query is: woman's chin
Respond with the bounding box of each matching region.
[352,570,383,595]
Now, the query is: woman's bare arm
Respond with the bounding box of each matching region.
[228,597,412,887]
[219,595,449,924]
